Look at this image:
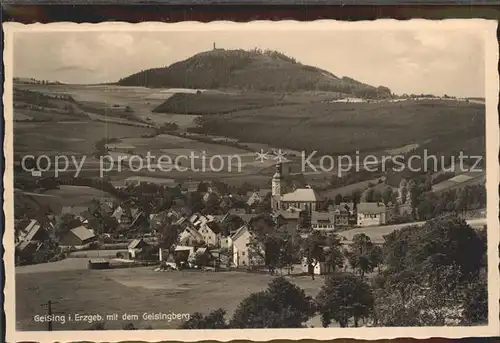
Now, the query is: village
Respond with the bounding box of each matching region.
[14,160,486,277]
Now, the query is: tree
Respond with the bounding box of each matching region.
[180,309,229,329]
[301,231,326,280]
[122,323,137,330]
[316,273,374,327]
[187,192,204,213]
[203,192,221,214]
[220,214,244,236]
[324,234,344,274]
[158,221,179,252]
[462,272,488,324]
[369,245,384,272]
[55,213,82,239]
[230,277,316,328]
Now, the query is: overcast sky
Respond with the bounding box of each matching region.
[13,28,485,97]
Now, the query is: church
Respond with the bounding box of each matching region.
[271,163,319,215]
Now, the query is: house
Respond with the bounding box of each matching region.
[333,203,356,228]
[59,226,97,248]
[179,226,205,246]
[17,219,50,243]
[246,189,271,206]
[128,238,151,259]
[220,236,233,249]
[274,209,301,231]
[228,208,247,216]
[356,202,387,227]
[231,225,261,268]
[301,257,328,275]
[111,206,128,223]
[198,222,222,247]
[311,211,335,231]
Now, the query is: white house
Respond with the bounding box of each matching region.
[198,222,221,247]
[127,238,150,259]
[179,227,205,246]
[301,257,328,275]
[311,211,335,231]
[232,226,252,267]
[356,202,387,227]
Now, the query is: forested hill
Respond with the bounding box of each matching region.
[117,48,392,98]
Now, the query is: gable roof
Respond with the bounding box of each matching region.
[275,210,301,220]
[128,238,149,249]
[21,219,43,242]
[238,213,259,224]
[182,226,204,242]
[69,226,96,242]
[281,187,319,202]
[357,202,386,214]
[311,211,335,224]
[231,225,250,241]
[333,203,355,214]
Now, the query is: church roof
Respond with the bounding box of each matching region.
[281,188,319,202]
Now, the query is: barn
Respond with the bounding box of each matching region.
[60,226,97,248]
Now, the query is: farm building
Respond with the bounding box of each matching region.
[59,226,97,248]
[87,258,110,269]
[128,238,151,259]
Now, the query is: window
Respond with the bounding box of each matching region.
[242,251,245,256]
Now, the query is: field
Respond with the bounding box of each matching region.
[196,100,485,156]
[15,266,327,331]
[339,217,487,243]
[43,186,117,206]
[14,121,154,156]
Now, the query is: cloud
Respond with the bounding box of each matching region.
[12,28,485,97]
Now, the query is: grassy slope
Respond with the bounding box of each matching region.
[117,49,390,96]
[15,267,325,330]
[196,100,485,156]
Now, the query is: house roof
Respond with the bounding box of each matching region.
[238,214,259,224]
[357,202,386,214]
[281,187,319,202]
[22,219,43,242]
[128,238,149,249]
[183,226,204,242]
[228,208,247,215]
[69,226,96,242]
[275,210,301,220]
[333,203,355,213]
[231,225,250,241]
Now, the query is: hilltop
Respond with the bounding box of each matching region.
[117,48,392,98]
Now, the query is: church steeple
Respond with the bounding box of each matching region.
[271,163,283,210]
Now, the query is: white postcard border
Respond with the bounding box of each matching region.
[3,19,499,342]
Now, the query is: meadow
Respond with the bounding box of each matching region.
[15,266,327,331]
[14,121,154,156]
[197,99,485,156]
